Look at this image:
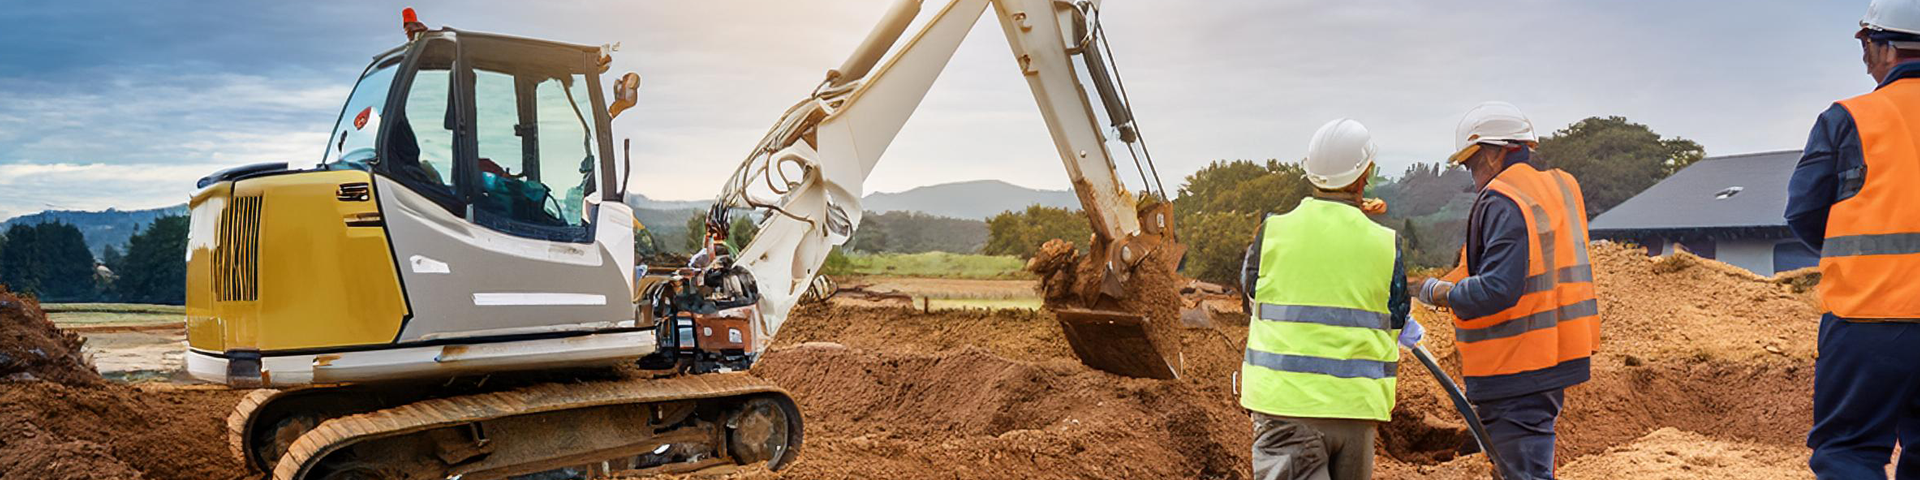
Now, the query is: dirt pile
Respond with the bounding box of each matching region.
[772,303,1072,363]
[0,289,101,385]
[1557,428,1812,480]
[1588,242,1821,362]
[0,415,144,480]
[5,240,1825,479]
[1,383,249,480]
[723,295,1476,479]
[748,344,1243,479]
[0,290,248,480]
[707,242,1821,479]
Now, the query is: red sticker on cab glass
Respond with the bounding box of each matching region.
[353,107,373,130]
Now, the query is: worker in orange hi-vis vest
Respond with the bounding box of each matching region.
[1408,102,1599,480]
[1789,2,1920,478]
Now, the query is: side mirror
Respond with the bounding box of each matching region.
[609,72,640,119]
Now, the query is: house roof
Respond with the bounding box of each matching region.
[1588,150,1800,233]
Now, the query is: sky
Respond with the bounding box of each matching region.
[0,0,1874,220]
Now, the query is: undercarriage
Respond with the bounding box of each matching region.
[229,372,801,480]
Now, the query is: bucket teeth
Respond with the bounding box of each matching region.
[1055,308,1178,380]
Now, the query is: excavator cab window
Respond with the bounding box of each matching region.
[383,38,460,203]
[470,69,595,235]
[332,33,610,243]
[321,57,401,170]
[467,48,600,242]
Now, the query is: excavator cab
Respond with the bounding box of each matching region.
[184,27,645,387]
[193,19,804,479]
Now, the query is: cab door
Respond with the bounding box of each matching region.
[374,36,630,342]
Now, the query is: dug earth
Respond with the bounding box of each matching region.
[0,244,1822,479]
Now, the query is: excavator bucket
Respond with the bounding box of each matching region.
[1055,307,1178,380]
[1041,201,1185,380]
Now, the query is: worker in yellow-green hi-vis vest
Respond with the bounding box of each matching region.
[1238,119,1421,480]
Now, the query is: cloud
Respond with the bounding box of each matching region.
[0,0,1888,218]
[0,162,221,219]
[0,68,346,219]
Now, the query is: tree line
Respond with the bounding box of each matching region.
[0,216,187,304]
[639,209,993,263]
[979,115,1704,290]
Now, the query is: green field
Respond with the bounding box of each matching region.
[41,303,183,327]
[824,252,1030,279]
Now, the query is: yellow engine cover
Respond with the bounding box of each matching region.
[187,170,410,353]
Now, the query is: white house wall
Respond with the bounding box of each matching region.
[1715,239,1775,275]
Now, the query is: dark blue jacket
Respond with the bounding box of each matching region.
[1449,149,1590,402]
[1786,62,1920,324]
[1785,63,1920,253]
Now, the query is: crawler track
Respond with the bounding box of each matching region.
[242,373,799,480]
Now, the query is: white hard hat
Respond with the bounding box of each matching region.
[1304,118,1377,190]
[1864,0,1920,37]
[1451,101,1537,164]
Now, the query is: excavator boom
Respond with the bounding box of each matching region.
[719,0,1183,378]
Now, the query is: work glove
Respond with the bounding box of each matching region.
[1398,317,1425,349]
[1414,278,1453,310]
[1361,198,1388,216]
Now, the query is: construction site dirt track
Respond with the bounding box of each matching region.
[0,243,1823,479]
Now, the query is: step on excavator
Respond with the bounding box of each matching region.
[193,2,1180,478]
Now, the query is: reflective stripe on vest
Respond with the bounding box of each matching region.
[1240,198,1400,421]
[1824,233,1920,257]
[1827,83,1920,318]
[1457,299,1600,343]
[1453,164,1601,379]
[1245,349,1398,379]
[1257,303,1391,330]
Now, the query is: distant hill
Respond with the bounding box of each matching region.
[2,205,187,257]
[629,179,1079,222]
[861,180,1077,220]
[0,180,1061,257]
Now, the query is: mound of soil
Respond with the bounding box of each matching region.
[749,343,1246,479]
[771,303,1073,363]
[1557,428,1811,480]
[1589,243,1821,363]
[0,289,102,385]
[0,289,246,479]
[17,241,1826,480]
[0,416,143,480]
[0,382,247,480]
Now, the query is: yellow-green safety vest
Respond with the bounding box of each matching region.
[1240,197,1400,421]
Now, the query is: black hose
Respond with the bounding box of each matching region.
[1409,345,1516,480]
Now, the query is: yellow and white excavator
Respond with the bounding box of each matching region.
[190,1,1180,478]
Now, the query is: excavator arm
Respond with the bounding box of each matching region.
[714,0,1182,376]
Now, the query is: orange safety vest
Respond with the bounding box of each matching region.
[1453,163,1601,379]
[1825,83,1920,319]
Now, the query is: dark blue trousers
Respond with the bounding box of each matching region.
[1475,388,1564,480]
[1809,315,1920,480]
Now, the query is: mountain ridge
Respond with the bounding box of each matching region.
[0,180,1075,257]
[2,205,189,256]
[859,179,1077,220]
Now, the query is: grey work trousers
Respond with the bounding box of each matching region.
[1251,412,1377,480]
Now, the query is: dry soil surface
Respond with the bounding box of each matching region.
[0,289,248,480]
[0,244,1830,479]
[704,244,1825,480]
